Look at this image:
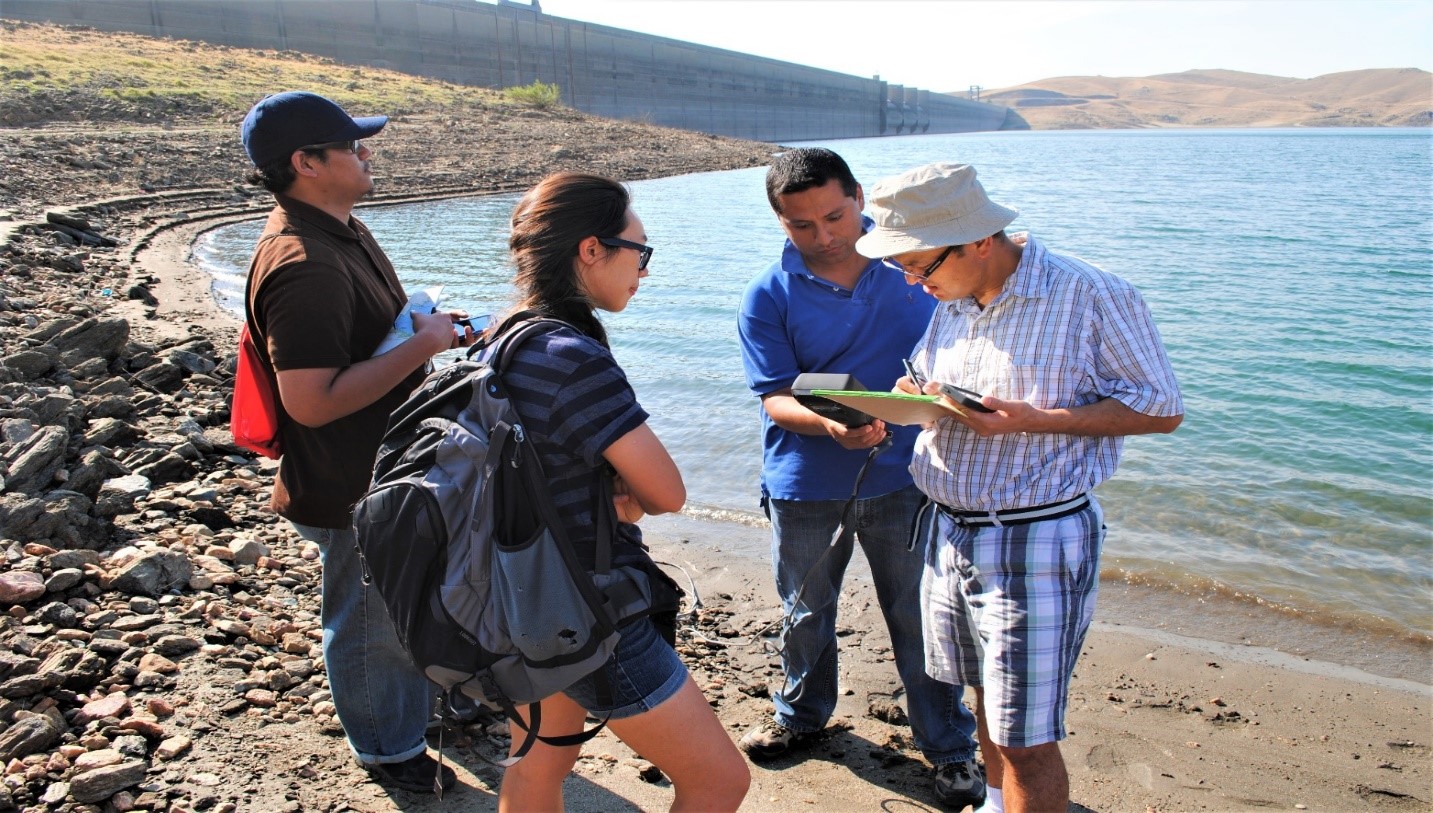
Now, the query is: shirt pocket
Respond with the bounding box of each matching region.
[985,355,1091,411]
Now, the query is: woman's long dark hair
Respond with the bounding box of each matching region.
[506,172,631,346]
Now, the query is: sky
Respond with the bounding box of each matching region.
[531,0,1432,92]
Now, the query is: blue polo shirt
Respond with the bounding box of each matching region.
[737,228,937,501]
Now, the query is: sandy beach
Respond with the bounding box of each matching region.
[1,98,1428,811]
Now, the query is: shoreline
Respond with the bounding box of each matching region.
[175,208,1432,689]
[2,139,1428,809]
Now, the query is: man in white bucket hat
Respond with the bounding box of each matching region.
[856,162,1184,813]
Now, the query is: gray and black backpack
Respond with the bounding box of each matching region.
[351,315,680,764]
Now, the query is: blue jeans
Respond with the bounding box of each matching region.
[765,484,978,764]
[292,523,435,765]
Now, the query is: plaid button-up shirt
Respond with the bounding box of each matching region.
[910,233,1183,511]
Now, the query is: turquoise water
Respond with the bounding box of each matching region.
[194,128,1433,644]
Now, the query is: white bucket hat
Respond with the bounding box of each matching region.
[855,163,1018,258]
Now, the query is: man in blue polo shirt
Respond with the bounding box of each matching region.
[736,148,983,810]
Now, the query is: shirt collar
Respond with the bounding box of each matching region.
[275,194,361,242]
[778,214,879,279]
[946,231,1044,315]
[1005,231,1046,300]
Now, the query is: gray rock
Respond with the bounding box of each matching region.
[23,317,80,345]
[37,647,94,685]
[3,424,67,494]
[83,416,141,448]
[129,450,193,484]
[110,613,162,632]
[68,759,147,803]
[132,360,185,393]
[39,780,68,805]
[0,673,51,699]
[100,474,151,500]
[87,376,134,397]
[1,349,55,380]
[63,449,116,499]
[0,713,61,760]
[230,538,267,566]
[51,317,130,363]
[84,394,136,419]
[45,210,91,231]
[37,490,101,550]
[0,493,46,540]
[112,734,147,758]
[0,653,39,682]
[26,391,81,429]
[153,634,202,656]
[128,596,159,614]
[45,567,86,592]
[48,549,101,570]
[168,349,216,376]
[34,600,78,627]
[0,571,46,604]
[108,549,192,596]
[69,355,111,381]
[0,418,36,445]
[48,252,84,274]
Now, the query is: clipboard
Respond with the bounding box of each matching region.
[809,389,965,426]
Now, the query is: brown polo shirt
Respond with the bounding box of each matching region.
[245,195,425,529]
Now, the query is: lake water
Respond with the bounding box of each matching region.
[194,128,1432,657]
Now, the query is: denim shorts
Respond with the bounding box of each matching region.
[562,616,688,719]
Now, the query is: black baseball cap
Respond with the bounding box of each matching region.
[241,91,388,167]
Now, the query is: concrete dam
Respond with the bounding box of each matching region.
[0,0,1027,142]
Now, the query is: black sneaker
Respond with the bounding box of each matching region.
[933,759,986,810]
[738,720,811,762]
[365,752,458,794]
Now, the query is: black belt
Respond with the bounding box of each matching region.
[938,494,1090,528]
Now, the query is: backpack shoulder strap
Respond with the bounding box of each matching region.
[478,315,572,372]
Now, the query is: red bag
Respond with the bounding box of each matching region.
[232,322,282,459]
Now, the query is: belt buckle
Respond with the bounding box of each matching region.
[956,511,1001,528]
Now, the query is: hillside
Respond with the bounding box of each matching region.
[0,20,773,220]
[977,68,1431,129]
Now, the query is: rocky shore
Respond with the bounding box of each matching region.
[0,111,780,813]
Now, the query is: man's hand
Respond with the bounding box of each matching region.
[611,473,646,524]
[925,386,1182,438]
[411,309,464,353]
[442,309,479,348]
[826,418,888,450]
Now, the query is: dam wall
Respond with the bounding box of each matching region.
[0,0,1026,141]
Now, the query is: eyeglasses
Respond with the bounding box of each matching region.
[597,237,654,270]
[298,139,363,154]
[884,245,957,281]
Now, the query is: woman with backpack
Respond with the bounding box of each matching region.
[492,172,750,812]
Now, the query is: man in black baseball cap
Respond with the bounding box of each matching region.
[238,91,468,794]
[242,90,388,168]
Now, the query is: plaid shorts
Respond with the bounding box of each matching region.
[921,497,1104,748]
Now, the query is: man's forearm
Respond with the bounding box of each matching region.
[277,333,445,427]
[760,392,834,436]
[1028,396,1182,437]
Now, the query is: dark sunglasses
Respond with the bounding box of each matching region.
[597,236,654,270]
[299,139,362,154]
[884,245,957,281]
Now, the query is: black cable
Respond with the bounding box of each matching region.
[754,430,894,654]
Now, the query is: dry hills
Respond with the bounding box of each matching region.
[979,68,1431,129]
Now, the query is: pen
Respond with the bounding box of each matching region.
[902,358,924,388]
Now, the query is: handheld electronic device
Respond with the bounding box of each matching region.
[791,373,875,428]
[454,313,492,336]
[937,382,995,413]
